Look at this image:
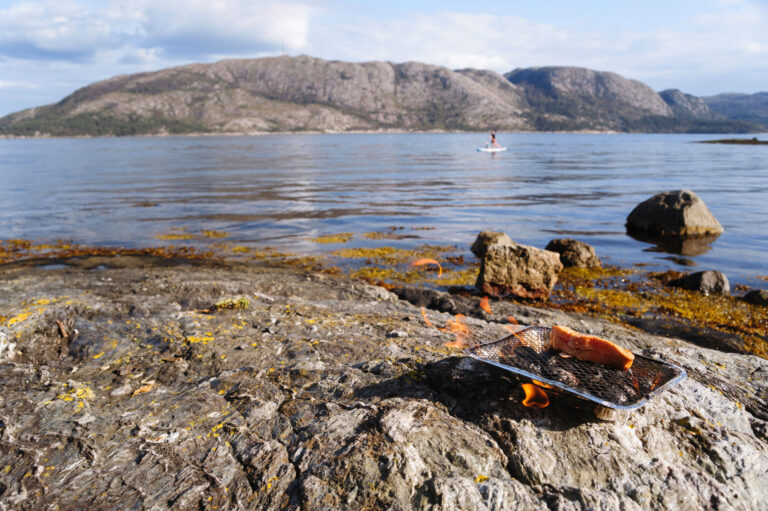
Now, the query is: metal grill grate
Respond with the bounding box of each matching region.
[466,326,686,410]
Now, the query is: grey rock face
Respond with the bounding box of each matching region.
[1,55,530,135]
[507,67,672,116]
[0,257,766,510]
[660,89,719,119]
[545,238,601,268]
[626,190,724,237]
[670,270,731,295]
[475,239,563,299]
[744,289,768,306]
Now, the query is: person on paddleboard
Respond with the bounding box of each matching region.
[490,130,501,148]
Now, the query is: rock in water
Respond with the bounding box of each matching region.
[544,238,601,268]
[475,237,563,299]
[626,190,724,237]
[744,289,768,306]
[669,270,730,295]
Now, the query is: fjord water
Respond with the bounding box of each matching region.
[1,133,766,286]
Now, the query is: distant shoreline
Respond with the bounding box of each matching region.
[9,128,741,141]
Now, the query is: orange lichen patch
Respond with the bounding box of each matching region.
[5,311,33,326]
[186,334,214,344]
[507,316,518,325]
[479,296,492,314]
[131,382,156,397]
[53,384,95,411]
[521,383,550,408]
[411,258,443,278]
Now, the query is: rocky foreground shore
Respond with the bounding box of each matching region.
[1,255,767,510]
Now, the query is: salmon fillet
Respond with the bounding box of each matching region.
[549,325,634,370]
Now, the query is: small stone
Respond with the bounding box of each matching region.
[386,330,408,339]
[669,270,730,295]
[545,238,601,268]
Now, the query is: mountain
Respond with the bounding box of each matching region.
[659,89,718,119]
[702,92,768,128]
[505,66,673,131]
[0,55,760,137]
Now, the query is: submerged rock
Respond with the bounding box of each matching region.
[545,238,601,268]
[0,256,766,510]
[626,190,724,237]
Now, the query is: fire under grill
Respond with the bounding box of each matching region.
[466,326,686,410]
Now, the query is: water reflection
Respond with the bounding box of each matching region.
[0,133,765,286]
[628,231,721,257]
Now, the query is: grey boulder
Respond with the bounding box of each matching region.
[473,232,563,300]
[626,190,724,237]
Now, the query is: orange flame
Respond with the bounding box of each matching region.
[411,258,443,278]
[532,379,554,389]
[502,316,520,334]
[521,383,550,408]
[442,314,473,349]
[479,296,492,314]
[420,307,435,328]
[649,371,664,392]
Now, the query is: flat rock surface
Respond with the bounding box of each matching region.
[0,256,766,510]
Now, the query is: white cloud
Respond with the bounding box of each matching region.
[0,0,314,62]
[129,0,313,58]
[0,79,38,90]
[0,0,121,60]
[309,2,768,95]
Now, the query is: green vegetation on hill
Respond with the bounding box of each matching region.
[0,112,208,137]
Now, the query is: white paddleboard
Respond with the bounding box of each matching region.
[477,147,507,153]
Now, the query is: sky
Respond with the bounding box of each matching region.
[0,0,767,116]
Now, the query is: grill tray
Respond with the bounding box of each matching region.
[466,326,686,410]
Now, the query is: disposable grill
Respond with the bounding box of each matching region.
[466,326,686,410]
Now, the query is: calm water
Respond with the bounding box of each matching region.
[1,133,766,286]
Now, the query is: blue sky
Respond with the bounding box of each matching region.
[1,0,766,116]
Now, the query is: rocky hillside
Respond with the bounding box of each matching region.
[703,92,768,128]
[659,89,719,119]
[0,55,760,136]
